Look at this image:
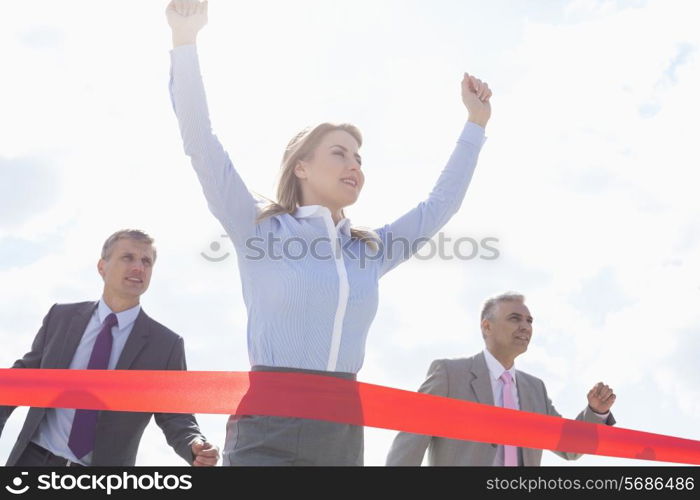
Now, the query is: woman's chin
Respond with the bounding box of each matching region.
[341,192,361,206]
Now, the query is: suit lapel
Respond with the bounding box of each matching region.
[469,352,495,405]
[56,302,98,368]
[515,371,536,413]
[115,309,150,369]
[515,370,539,465]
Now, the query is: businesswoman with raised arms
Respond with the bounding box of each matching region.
[166,0,492,466]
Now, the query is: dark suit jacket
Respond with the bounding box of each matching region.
[386,352,616,466]
[0,301,205,466]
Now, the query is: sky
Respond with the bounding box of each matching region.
[1,0,698,466]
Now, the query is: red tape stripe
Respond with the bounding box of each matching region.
[1,369,698,465]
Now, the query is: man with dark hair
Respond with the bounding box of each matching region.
[0,229,219,466]
[386,292,617,466]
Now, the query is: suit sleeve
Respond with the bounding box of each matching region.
[153,336,206,465]
[0,304,56,436]
[386,359,449,466]
[541,380,616,461]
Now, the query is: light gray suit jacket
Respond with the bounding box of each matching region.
[0,301,205,466]
[386,352,616,466]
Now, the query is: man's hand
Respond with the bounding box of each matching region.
[587,382,616,414]
[462,73,492,128]
[191,439,220,466]
[166,0,209,47]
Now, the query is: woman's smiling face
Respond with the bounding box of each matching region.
[294,129,364,212]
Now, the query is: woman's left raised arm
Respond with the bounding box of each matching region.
[376,73,492,277]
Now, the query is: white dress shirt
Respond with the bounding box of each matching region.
[482,348,520,466]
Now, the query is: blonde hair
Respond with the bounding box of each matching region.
[257,123,378,249]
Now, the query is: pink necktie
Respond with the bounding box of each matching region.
[499,371,518,466]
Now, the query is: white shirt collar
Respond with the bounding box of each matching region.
[483,348,517,386]
[98,297,141,331]
[293,205,352,236]
[293,204,327,219]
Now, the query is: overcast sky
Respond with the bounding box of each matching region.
[1,0,698,466]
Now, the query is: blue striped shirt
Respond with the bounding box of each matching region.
[169,44,486,373]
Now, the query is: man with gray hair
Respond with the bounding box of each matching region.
[386,292,617,466]
[0,229,219,466]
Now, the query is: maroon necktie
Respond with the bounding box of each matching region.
[67,312,118,459]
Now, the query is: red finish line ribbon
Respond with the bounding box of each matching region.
[1,368,699,465]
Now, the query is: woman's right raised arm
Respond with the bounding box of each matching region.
[166,0,258,246]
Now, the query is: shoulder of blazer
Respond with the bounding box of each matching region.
[514,367,547,390]
[45,301,98,333]
[52,301,98,316]
[136,308,183,344]
[439,352,483,378]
